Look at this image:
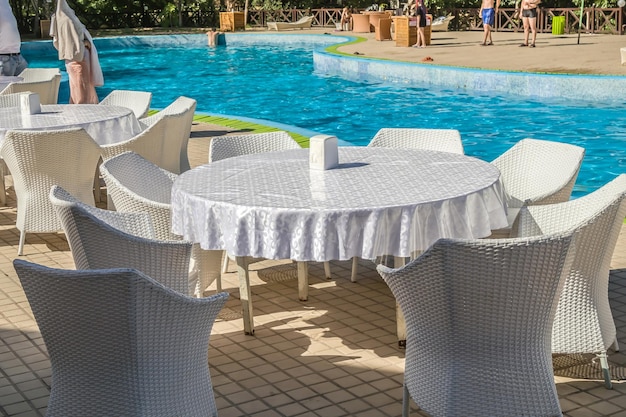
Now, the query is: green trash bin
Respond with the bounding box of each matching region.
[552,16,565,35]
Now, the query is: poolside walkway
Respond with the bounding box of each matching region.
[268,28,626,76]
[2,123,626,416]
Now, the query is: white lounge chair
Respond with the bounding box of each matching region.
[267,16,313,31]
[431,15,455,32]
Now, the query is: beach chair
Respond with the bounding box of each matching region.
[267,16,313,31]
[431,15,455,32]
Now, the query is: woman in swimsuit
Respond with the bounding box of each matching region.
[519,0,539,47]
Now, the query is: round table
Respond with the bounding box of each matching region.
[172,147,508,334]
[0,104,143,146]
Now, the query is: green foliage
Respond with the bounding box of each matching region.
[160,2,177,26]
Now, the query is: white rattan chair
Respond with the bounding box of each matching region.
[100,152,222,296]
[100,89,153,119]
[364,127,465,280]
[139,95,197,173]
[367,128,464,154]
[515,174,626,389]
[0,91,29,108]
[0,128,101,255]
[2,68,61,104]
[14,258,227,417]
[208,130,301,162]
[100,114,178,173]
[377,233,576,417]
[491,138,585,229]
[50,185,195,296]
[206,132,332,280]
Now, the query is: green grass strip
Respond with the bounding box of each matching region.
[146,110,310,147]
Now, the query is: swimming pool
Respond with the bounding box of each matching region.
[22,34,626,196]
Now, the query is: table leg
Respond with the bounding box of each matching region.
[350,257,359,282]
[297,261,308,301]
[236,256,254,335]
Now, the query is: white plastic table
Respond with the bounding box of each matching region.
[171,147,508,334]
[0,104,143,146]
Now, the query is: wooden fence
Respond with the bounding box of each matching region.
[22,6,624,35]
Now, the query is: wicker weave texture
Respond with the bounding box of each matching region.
[2,69,61,105]
[517,174,626,355]
[100,152,176,240]
[99,152,218,296]
[491,138,585,209]
[377,233,575,417]
[50,185,193,296]
[0,128,100,234]
[100,89,153,119]
[138,96,196,173]
[14,259,226,417]
[0,92,29,108]
[208,131,301,162]
[368,128,464,154]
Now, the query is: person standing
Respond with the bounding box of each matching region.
[412,0,428,48]
[519,0,539,47]
[479,0,500,45]
[50,0,103,103]
[0,0,28,76]
[340,6,352,31]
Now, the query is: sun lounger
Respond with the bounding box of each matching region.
[267,16,313,31]
[431,15,455,32]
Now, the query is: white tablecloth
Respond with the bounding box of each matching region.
[172,148,509,262]
[0,104,142,146]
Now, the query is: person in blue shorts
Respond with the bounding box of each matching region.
[479,0,500,46]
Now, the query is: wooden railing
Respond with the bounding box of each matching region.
[249,7,624,35]
[26,6,621,35]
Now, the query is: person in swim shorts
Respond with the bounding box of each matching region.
[519,0,540,47]
[479,0,500,46]
[412,0,428,48]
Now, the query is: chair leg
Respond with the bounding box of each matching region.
[323,261,331,280]
[599,352,613,389]
[0,160,6,206]
[350,257,359,282]
[402,382,410,417]
[221,251,230,274]
[17,230,25,256]
[298,262,308,301]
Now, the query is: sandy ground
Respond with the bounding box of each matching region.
[273,28,626,75]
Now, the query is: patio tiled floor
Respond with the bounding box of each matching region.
[2,124,626,416]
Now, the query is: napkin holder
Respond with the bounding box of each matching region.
[20,92,41,115]
[309,135,338,170]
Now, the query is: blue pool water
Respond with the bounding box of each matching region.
[22,35,626,196]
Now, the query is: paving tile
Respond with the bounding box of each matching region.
[2,123,626,417]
